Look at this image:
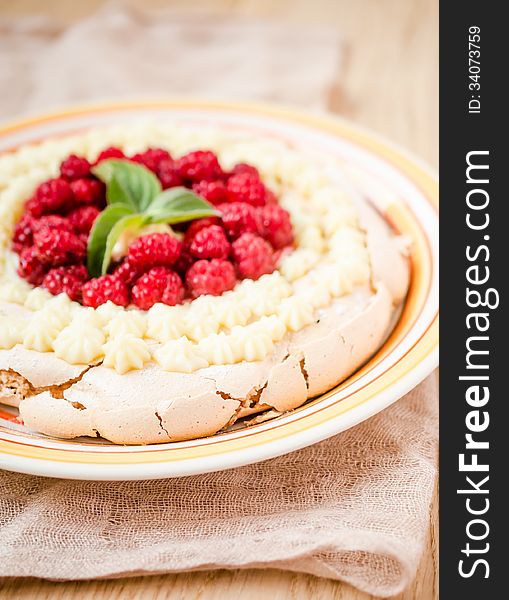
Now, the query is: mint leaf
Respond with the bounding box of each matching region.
[146,187,219,225]
[87,204,134,277]
[92,159,161,212]
[87,164,219,278]
[101,213,148,275]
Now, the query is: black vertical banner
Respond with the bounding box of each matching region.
[440,1,506,597]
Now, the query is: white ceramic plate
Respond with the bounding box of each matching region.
[0,100,438,480]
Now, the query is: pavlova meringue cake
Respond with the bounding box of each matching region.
[0,121,409,444]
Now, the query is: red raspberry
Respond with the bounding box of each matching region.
[157,158,183,189]
[24,197,40,218]
[265,189,278,205]
[189,225,230,260]
[33,227,86,267]
[12,215,34,252]
[173,245,195,276]
[192,180,228,205]
[82,275,129,308]
[17,247,47,285]
[68,205,100,235]
[60,155,91,181]
[175,150,223,183]
[95,147,125,163]
[70,178,105,207]
[32,215,73,233]
[186,259,236,298]
[16,215,74,254]
[27,178,73,217]
[226,172,268,207]
[183,217,221,243]
[131,148,171,173]
[42,265,89,301]
[231,233,275,280]
[231,163,259,177]
[113,259,143,286]
[131,267,184,309]
[161,272,186,306]
[217,202,261,240]
[259,204,294,249]
[127,233,182,270]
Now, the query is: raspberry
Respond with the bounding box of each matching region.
[131,267,184,309]
[226,172,268,207]
[131,148,171,173]
[60,155,91,181]
[68,205,100,234]
[183,217,221,243]
[231,233,275,280]
[173,245,195,276]
[17,247,47,285]
[156,158,182,189]
[192,180,228,205]
[231,163,259,177]
[42,265,89,301]
[27,178,73,216]
[12,215,34,252]
[175,150,223,183]
[217,202,261,240]
[259,204,294,249]
[82,275,129,308]
[265,189,277,205]
[95,147,125,163]
[189,225,230,260]
[13,215,74,253]
[127,233,182,270]
[33,227,86,267]
[113,259,143,286]
[32,215,73,233]
[161,271,186,306]
[24,197,40,218]
[185,259,236,298]
[70,178,105,207]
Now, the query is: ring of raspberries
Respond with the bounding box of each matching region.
[12,147,294,310]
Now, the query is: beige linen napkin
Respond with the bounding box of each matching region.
[0,378,437,597]
[0,4,437,597]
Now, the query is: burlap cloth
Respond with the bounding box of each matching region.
[0,4,438,597]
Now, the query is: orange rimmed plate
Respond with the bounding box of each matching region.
[0,100,438,480]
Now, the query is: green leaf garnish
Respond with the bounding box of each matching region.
[92,159,161,211]
[87,204,134,277]
[101,213,148,276]
[87,159,219,277]
[145,187,219,224]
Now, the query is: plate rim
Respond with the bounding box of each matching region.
[0,99,438,480]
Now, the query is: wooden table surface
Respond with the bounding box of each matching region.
[0,0,438,598]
